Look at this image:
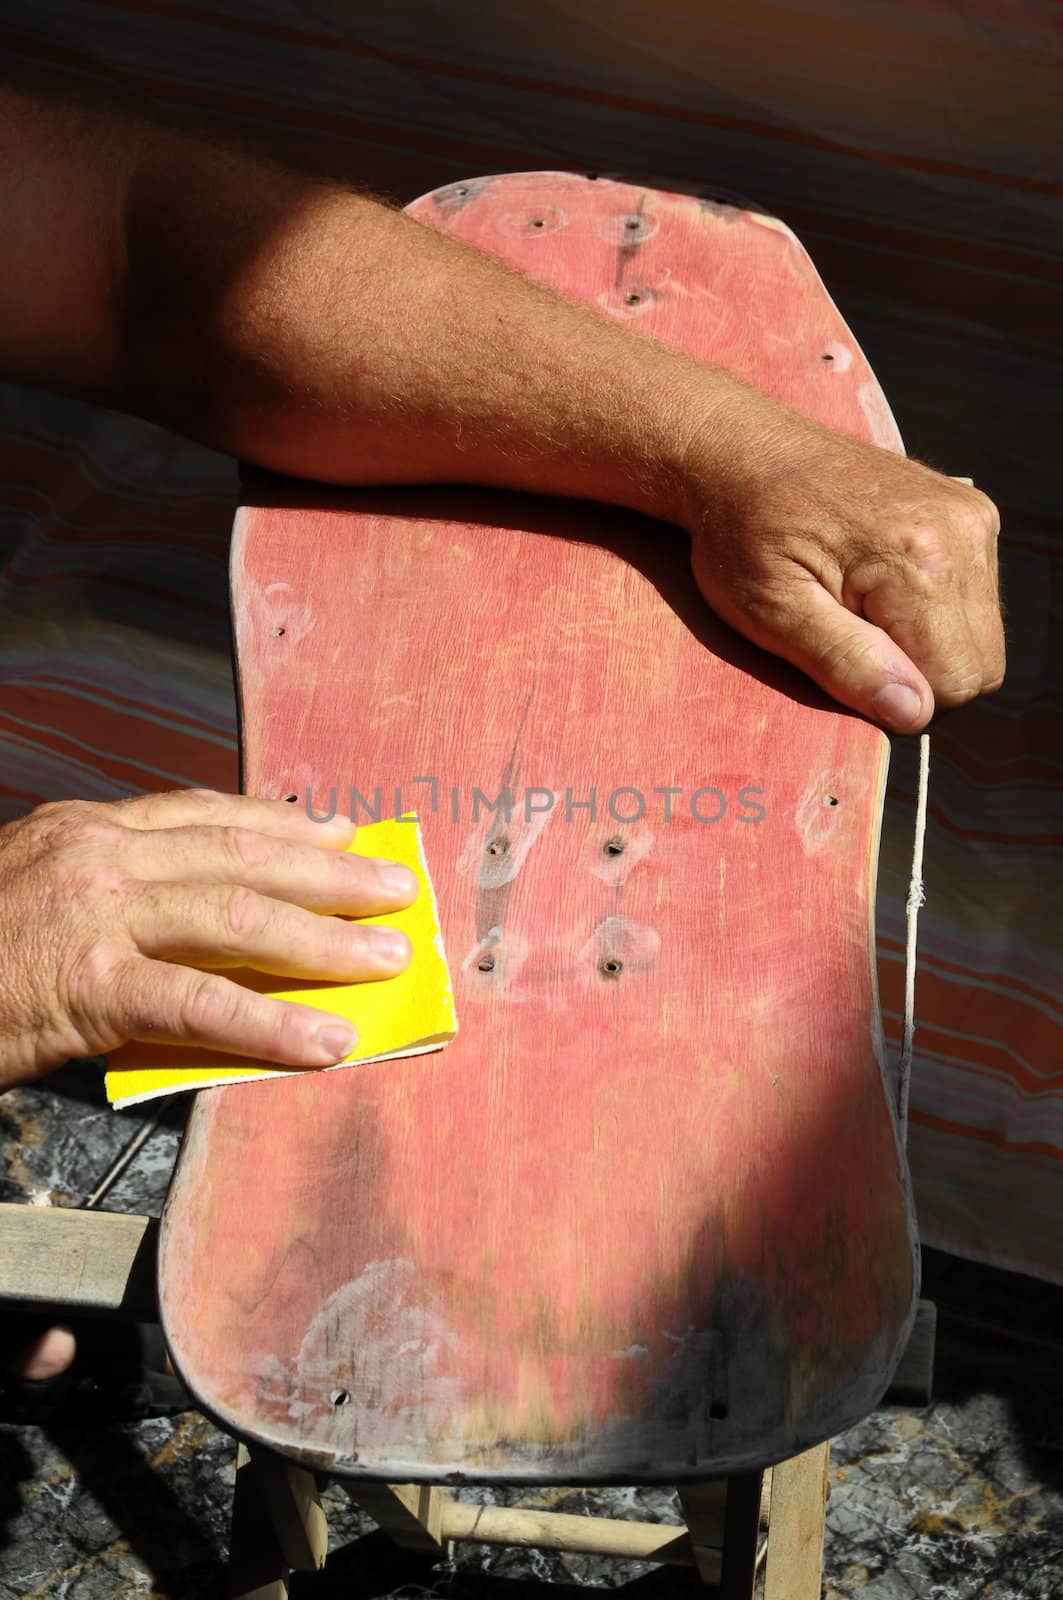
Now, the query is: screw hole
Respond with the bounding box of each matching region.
[709,1401,728,1421]
[625,292,641,305]
[530,217,544,228]
[283,794,298,804]
[625,218,640,230]
[486,837,509,857]
[601,957,623,977]
[330,1388,351,1407]
[477,955,496,973]
[456,187,468,196]
[271,626,286,637]
[821,353,834,362]
[604,836,625,857]
[824,795,839,807]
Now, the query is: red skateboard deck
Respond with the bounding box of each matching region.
[159,173,917,1483]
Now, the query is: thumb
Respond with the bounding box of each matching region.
[757,585,934,732]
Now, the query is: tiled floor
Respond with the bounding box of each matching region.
[2,1067,1062,1598]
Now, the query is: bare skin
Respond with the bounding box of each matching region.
[0,80,1005,1388]
[0,86,1002,1089]
[0,790,416,1088]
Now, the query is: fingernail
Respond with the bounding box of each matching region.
[314,1022,358,1062]
[371,860,417,896]
[872,682,923,730]
[370,929,411,965]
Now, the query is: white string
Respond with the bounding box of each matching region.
[897,732,930,1140]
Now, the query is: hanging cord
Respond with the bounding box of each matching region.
[897,733,930,1141]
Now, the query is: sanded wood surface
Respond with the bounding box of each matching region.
[160,174,917,1482]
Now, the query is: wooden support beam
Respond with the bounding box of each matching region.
[345,1482,447,1553]
[762,1442,830,1600]
[676,1481,728,1584]
[717,1471,765,1599]
[227,1445,290,1600]
[0,1203,158,1320]
[247,1448,328,1573]
[439,1499,701,1569]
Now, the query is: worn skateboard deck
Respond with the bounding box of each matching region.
[159,173,918,1483]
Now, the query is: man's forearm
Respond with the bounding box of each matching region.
[1,84,1003,729]
[117,129,762,531]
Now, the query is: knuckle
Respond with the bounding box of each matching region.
[895,524,954,582]
[29,800,119,853]
[60,940,130,1047]
[185,787,226,809]
[816,627,882,679]
[133,787,224,825]
[64,858,126,909]
[740,570,812,631]
[966,486,1001,537]
[324,914,364,961]
[271,999,317,1058]
[65,938,126,997]
[222,886,269,948]
[935,669,983,706]
[937,688,980,712]
[944,495,1000,563]
[221,824,272,875]
[179,971,243,1040]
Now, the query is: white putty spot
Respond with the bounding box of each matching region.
[460,924,535,1003]
[281,1260,463,1442]
[796,773,842,856]
[579,915,661,974]
[585,825,656,887]
[821,339,852,372]
[457,800,555,888]
[250,580,318,645]
[795,772,870,855]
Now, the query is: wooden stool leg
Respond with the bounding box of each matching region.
[248,1447,329,1573]
[226,1445,290,1600]
[344,1482,448,1554]
[762,1442,830,1600]
[714,1471,766,1599]
[676,1481,725,1587]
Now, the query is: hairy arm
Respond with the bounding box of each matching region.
[0,83,1003,731]
[0,81,1006,1085]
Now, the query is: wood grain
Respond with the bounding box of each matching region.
[761,1442,831,1600]
[0,1204,158,1319]
[159,174,917,1483]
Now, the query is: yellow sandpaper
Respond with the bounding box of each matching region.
[104,815,456,1109]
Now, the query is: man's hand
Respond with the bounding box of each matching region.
[0,85,1004,732]
[683,404,1004,730]
[0,789,416,1090]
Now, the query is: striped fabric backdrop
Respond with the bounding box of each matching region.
[1,2,1060,1279]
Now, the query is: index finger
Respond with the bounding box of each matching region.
[106,788,360,848]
